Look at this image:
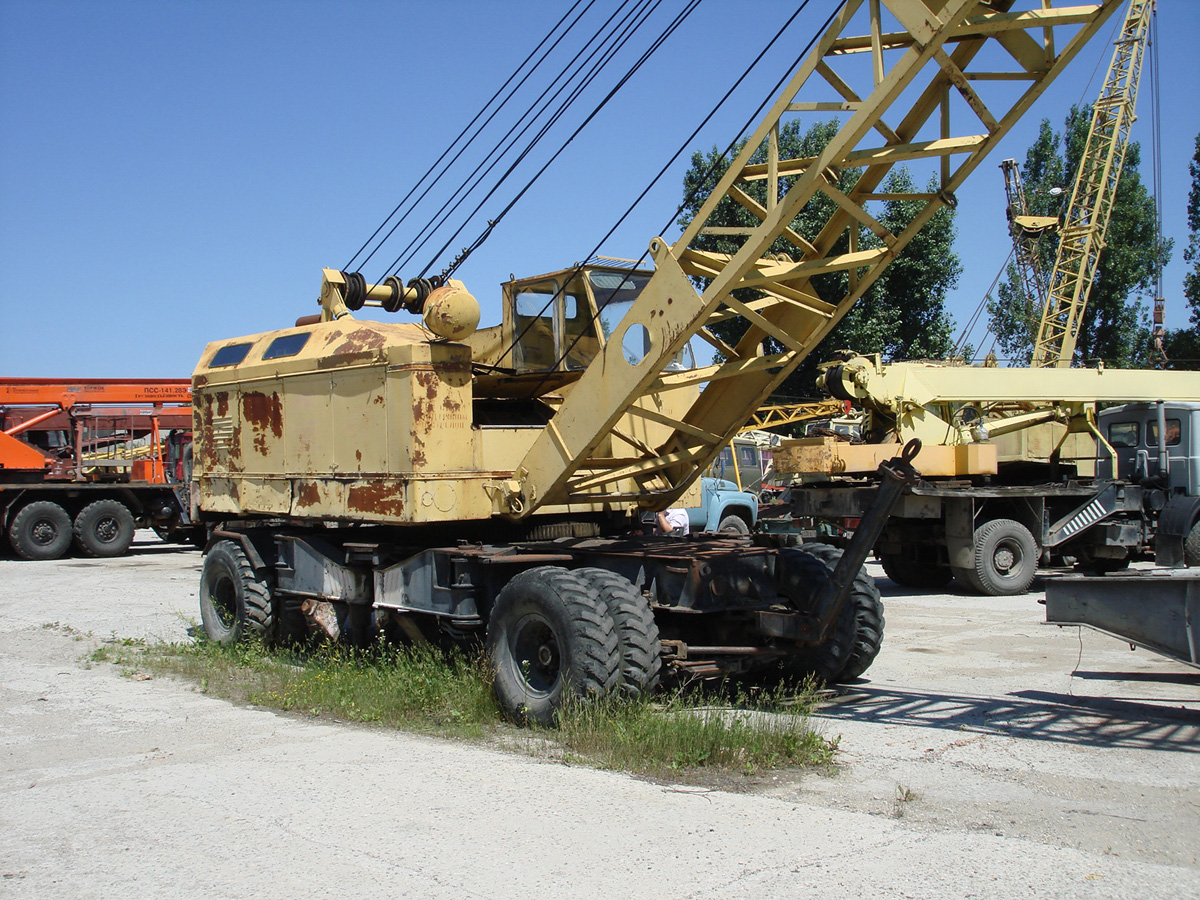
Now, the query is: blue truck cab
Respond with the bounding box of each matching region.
[686,476,758,534]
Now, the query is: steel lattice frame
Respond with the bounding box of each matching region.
[500,0,1122,518]
[1031,0,1153,367]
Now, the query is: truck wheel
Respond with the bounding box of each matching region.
[717,514,750,535]
[73,499,135,558]
[8,501,73,561]
[577,568,661,698]
[199,540,274,644]
[879,552,953,589]
[776,544,883,683]
[951,566,983,592]
[1185,521,1200,567]
[971,518,1037,595]
[486,567,619,726]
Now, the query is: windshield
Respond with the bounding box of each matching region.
[589,271,695,371]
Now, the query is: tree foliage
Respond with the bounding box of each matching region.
[1162,131,1200,367]
[986,106,1170,366]
[678,120,960,399]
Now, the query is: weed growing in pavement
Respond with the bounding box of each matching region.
[548,681,835,776]
[88,636,836,779]
[892,784,919,817]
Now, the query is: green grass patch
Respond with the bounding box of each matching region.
[89,636,836,779]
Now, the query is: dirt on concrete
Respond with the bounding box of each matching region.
[1,532,1197,899]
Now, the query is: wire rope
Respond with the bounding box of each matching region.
[400,0,670,283]
[489,0,838,401]
[344,0,594,273]
[369,0,650,281]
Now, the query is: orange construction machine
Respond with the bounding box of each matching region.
[0,379,200,559]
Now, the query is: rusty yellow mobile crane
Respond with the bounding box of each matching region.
[192,1,1126,722]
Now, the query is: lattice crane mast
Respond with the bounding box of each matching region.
[1031,0,1154,368]
[738,399,845,434]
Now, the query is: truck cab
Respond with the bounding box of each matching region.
[1099,401,1200,494]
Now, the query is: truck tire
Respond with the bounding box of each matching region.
[8,501,73,561]
[971,518,1037,596]
[879,552,953,589]
[486,566,619,726]
[577,568,661,698]
[951,566,983,592]
[775,544,883,683]
[73,499,136,558]
[199,540,274,645]
[1185,521,1200,567]
[717,514,750,535]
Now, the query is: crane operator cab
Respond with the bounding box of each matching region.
[467,262,696,389]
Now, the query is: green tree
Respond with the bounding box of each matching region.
[986,106,1169,366]
[1162,131,1200,367]
[679,120,961,400]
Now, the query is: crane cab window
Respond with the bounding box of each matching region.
[591,270,695,371]
[262,333,310,360]
[1148,419,1182,446]
[511,280,593,372]
[1107,422,1139,448]
[210,342,253,368]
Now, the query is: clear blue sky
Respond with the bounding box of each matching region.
[2,0,1197,379]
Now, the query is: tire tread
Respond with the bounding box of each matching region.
[577,568,661,697]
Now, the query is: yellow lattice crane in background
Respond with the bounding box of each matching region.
[1032,0,1154,367]
[738,399,845,435]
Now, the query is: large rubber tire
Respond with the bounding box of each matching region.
[199,540,274,645]
[577,568,661,698]
[486,566,619,726]
[951,565,983,592]
[8,501,73,561]
[971,518,1038,596]
[1184,521,1200,567]
[879,552,953,589]
[73,499,135,558]
[717,514,750,535]
[775,544,884,683]
[795,542,884,682]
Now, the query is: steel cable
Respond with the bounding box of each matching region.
[343,0,594,274]
[487,0,836,400]
[388,0,664,283]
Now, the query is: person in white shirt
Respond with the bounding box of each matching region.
[655,508,689,535]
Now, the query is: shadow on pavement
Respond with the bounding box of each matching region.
[817,683,1200,753]
[1069,669,1200,686]
[125,544,194,557]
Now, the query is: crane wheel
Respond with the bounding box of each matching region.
[576,568,661,698]
[486,567,619,726]
[1184,521,1200,567]
[8,501,73,561]
[73,499,135,558]
[775,543,883,684]
[199,540,275,645]
[792,542,884,682]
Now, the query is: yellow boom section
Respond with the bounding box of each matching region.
[497,0,1121,519]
